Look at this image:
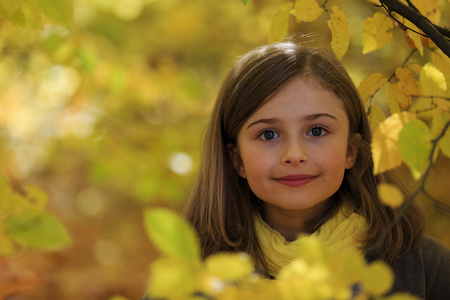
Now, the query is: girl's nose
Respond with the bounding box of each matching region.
[281,138,308,165]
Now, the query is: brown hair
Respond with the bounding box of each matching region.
[183,42,425,275]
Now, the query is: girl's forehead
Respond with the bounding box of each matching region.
[245,76,347,120]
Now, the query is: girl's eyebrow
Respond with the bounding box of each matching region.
[304,113,338,121]
[247,118,278,129]
[246,113,338,129]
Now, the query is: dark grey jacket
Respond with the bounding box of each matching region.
[389,235,450,299]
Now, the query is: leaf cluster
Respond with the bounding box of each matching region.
[0,176,72,256]
[0,0,72,29]
[144,208,420,300]
[268,0,450,213]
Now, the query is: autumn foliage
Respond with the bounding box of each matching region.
[0,0,449,299]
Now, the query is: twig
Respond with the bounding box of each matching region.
[385,120,450,235]
[379,0,450,58]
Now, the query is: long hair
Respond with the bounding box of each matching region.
[183,42,425,275]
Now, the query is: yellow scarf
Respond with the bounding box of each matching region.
[254,204,367,277]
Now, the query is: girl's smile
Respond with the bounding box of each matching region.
[273,174,318,188]
[231,76,359,236]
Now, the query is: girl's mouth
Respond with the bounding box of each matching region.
[273,174,318,187]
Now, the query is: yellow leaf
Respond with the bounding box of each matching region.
[362,12,394,54]
[420,63,447,97]
[431,111,450,159]
[296,236,331,266]
[371,112,416,174]
[431,110,449,138]
[439,131,450,159]
[386,82,401,114]
[108,296,129,300]
[378,183,404,208]
[406,62,422,75]
[0,228,16,256]
[268,2,293,44]
[435,98,450,112]
[408,97,436,123]
[405,20,424,56]
[396,66,417,81]
[407,32,424,56]
[431,50,450,97]
[394,67,420,110]
[413,0,441,24]
[333,249,366,284]
[291,0,323,22]
[278,259,309,280]
[362,261,394,297]
[367,105,386,132]
[358,73,387,105]
[432,50,450,75]
[205,252,254,282]
[148,257,197,298]
[382,292,422,300]
[327,5,350,60]
[398,119,432,179]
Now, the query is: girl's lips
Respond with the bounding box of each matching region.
[273,174,318,187]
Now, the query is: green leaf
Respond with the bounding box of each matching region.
[24,184,49,211]
[242,0,251,5]
[143,208,200,262]
[4,211,72,251]
[398,119,432,180]
[36,0,73,28]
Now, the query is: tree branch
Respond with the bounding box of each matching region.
[379,0,450,58]
[385,121,450,235]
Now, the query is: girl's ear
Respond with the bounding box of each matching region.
[345,133,361,169]
[227,143,246,178]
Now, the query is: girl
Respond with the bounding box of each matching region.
[183,42,450,298]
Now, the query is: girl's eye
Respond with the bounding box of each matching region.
[259,130,279,141]
[308,127,327,137]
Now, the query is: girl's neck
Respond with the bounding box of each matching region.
[262,200,330,241]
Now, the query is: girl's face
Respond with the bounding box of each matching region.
[232,76,358,218]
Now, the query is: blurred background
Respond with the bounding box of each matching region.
[0,0,449,299]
